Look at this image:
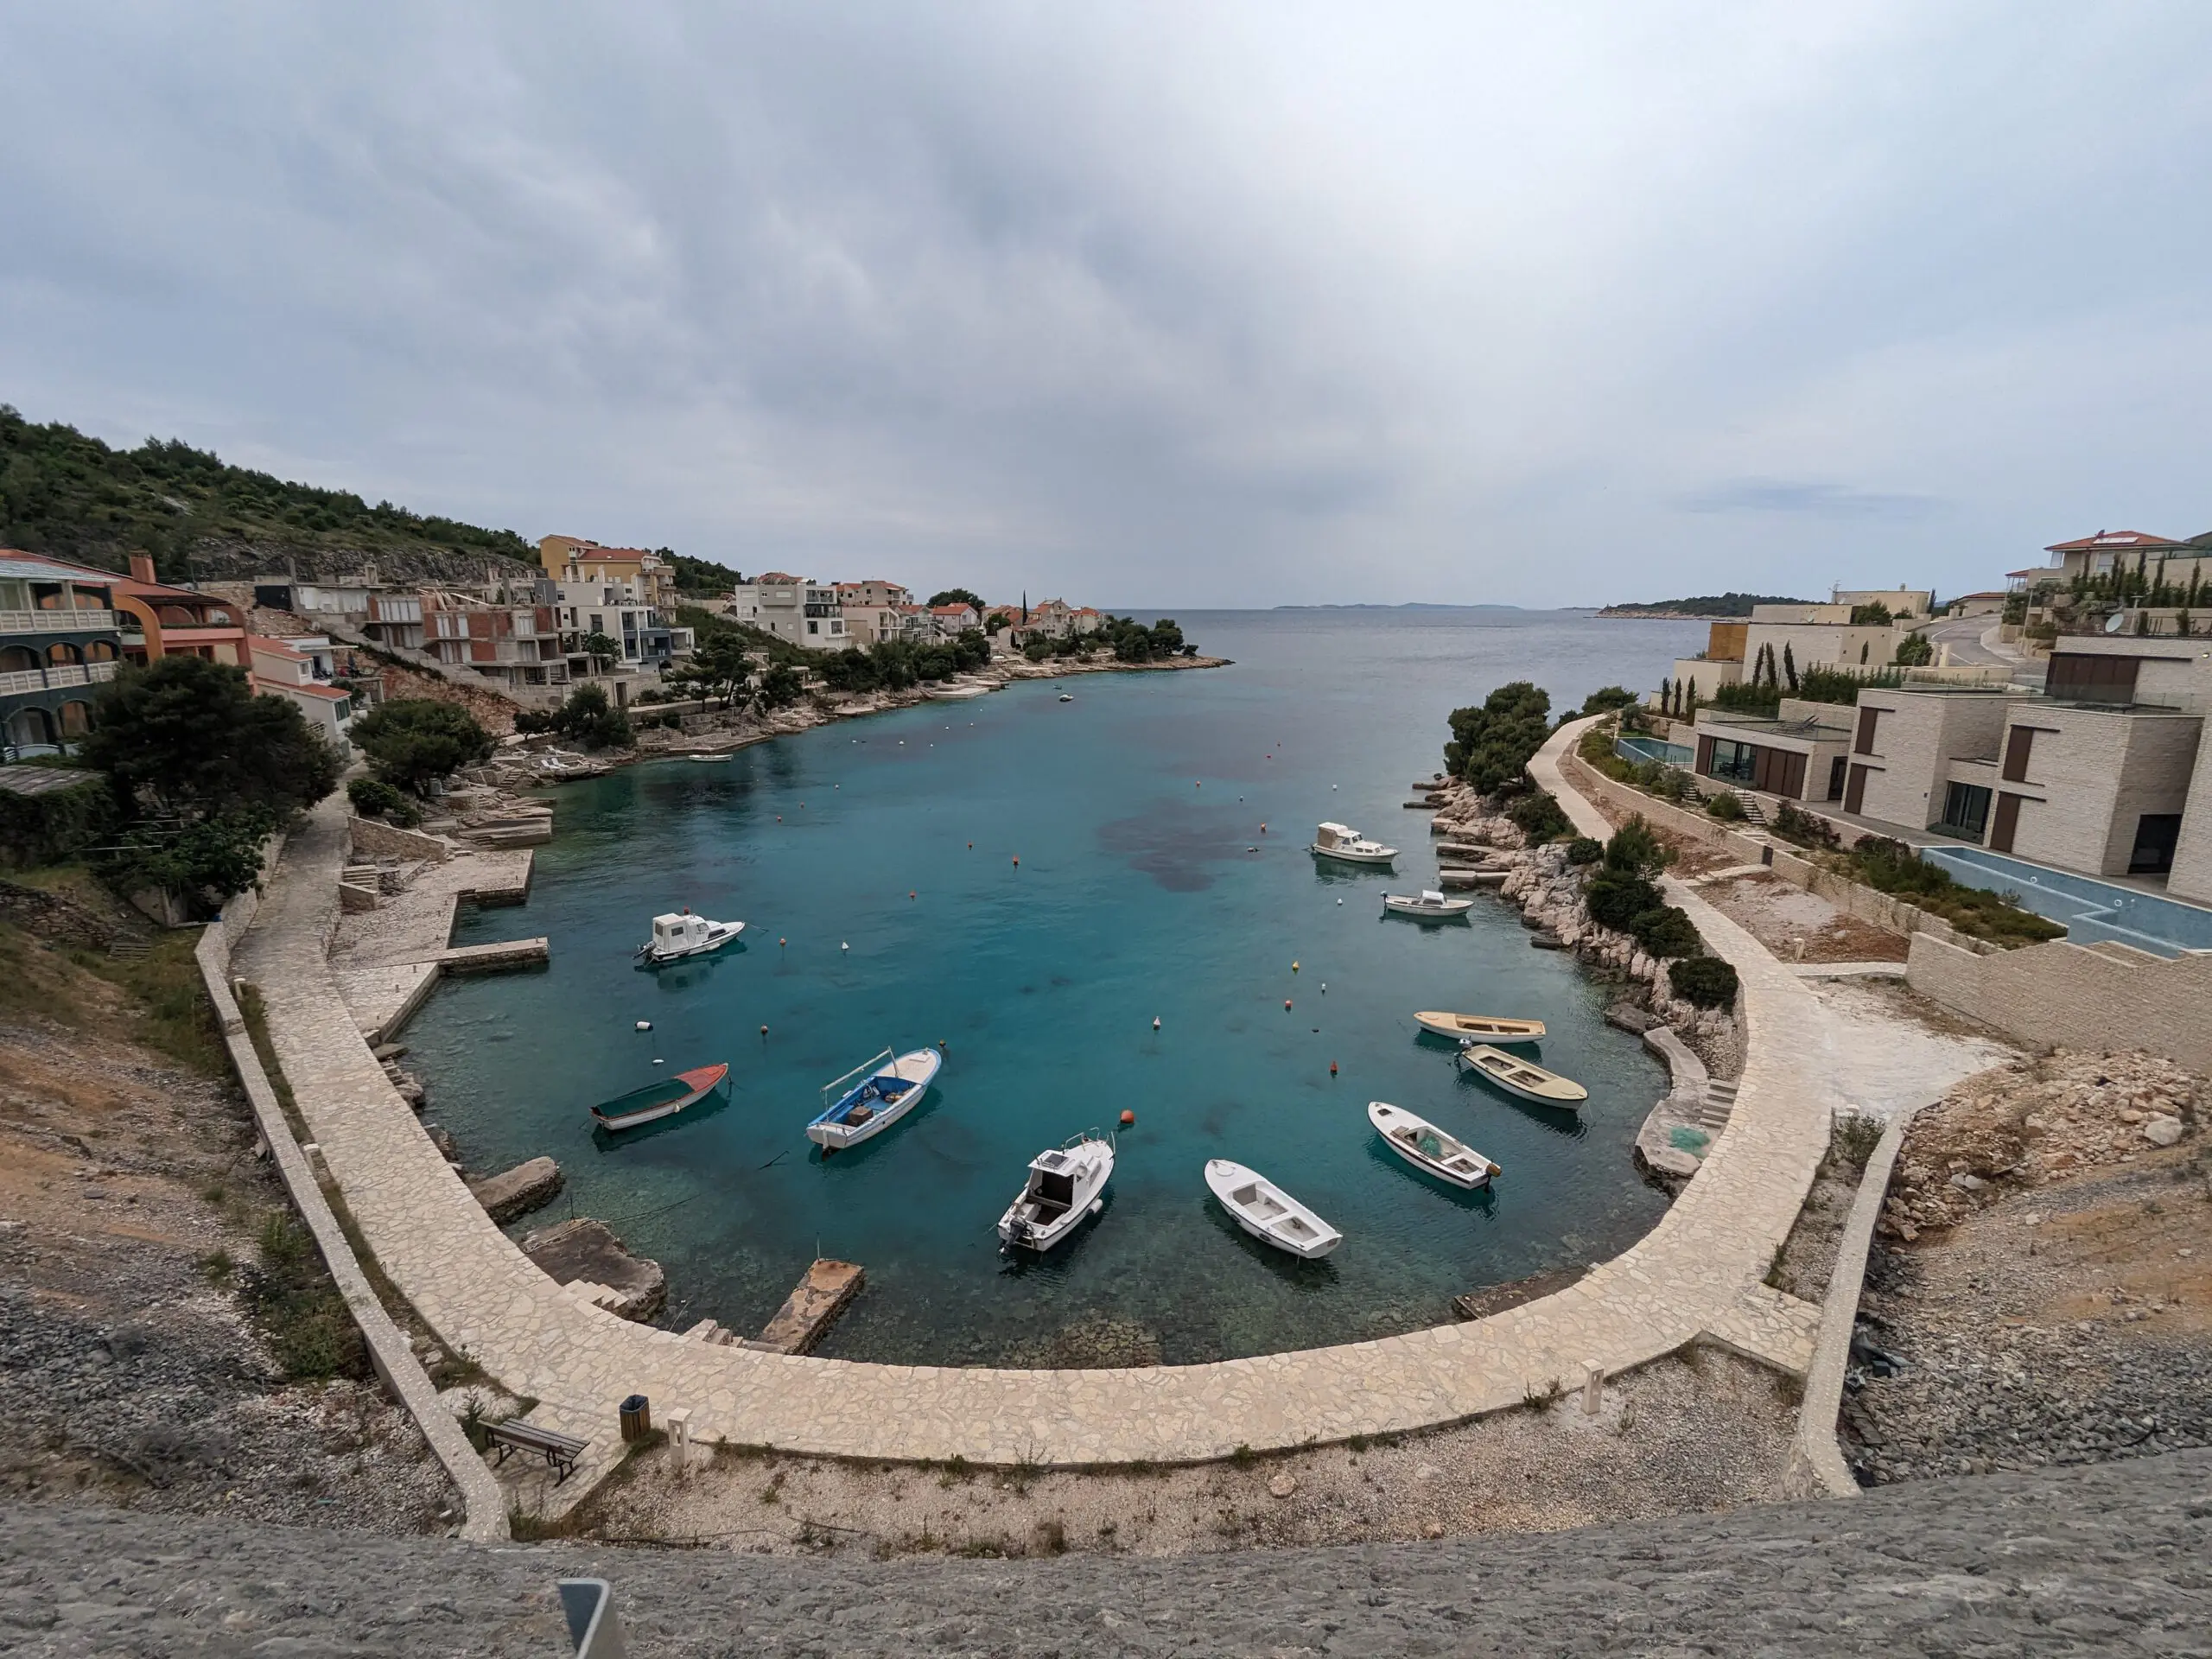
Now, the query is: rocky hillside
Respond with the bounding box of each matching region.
[0,403,539,586]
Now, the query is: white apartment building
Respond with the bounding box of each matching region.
[728,573,849,650]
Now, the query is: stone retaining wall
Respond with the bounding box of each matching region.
[194,901,507,1541]
[1906,930,2212,1077]
[348,814,454,863]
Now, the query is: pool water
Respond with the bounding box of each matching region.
[403,609,1701,1365]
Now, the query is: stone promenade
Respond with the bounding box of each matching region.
[238,730,1855,1465]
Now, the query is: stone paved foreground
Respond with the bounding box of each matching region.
[233,731,1843,1465]
[8,1450,2209,1655]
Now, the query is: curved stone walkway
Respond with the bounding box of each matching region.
[240,726,1837,1465]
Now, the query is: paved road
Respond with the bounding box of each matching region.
[6,1451,2209,1655]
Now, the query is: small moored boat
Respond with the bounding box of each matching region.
[1414,1011,1547,1044]
[1312,822,1397,866]
[1368,1101,1500,1189]
[1382,890,1474,919]
[1205,1159,1342,1259]
[806,1047,943,1151]
[1458,1043,1588,1106]
[686,752,733,763]
[997,1131,1115,1252]
[592,1063,730,1132]
[1058,692,1074,702]
[636,910,746,965]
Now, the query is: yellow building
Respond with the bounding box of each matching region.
[537,535,676,612]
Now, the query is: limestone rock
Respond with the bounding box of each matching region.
[1268,1474,1297,1499]
[468,1156,564,1224]
[2142,1115,2183,1147]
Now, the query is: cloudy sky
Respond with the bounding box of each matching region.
[3,4,2209,606]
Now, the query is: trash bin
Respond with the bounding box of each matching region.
[619,1394,651,1443]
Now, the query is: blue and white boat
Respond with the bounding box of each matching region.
[806,1047,942,1151]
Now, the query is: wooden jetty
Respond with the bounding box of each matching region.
[741,1259,867,1355]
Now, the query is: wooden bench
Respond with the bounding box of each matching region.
[484,1419,588,1484]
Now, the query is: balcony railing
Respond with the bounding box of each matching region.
[0,660,117,696]
[0,609,117,634]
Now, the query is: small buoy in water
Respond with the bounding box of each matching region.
[841,941,850,951]
[1332,784,1338,790]
[967,842,974,849]
[938,1039,947,1050]
[1195,779,1201,787]
[1013,855,1020,867]
[635,1020,652,1032]
[1153,1016,1161,1031]
[779,937,786,946]
[1260,823,1267,833]
[653,1058,664,1065]
[776,814,782,823]
[1284,999,1293,1011]
[909,890,917,899]
[1337,898,1343,906]
[760,1024,769,1038]
[1320,982,1327,993]
[1330,1060,1338,1076]
[1120,1109,1135,1126]
[1292,961,1300,974]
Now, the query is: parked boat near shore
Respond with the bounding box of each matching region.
[807,1047,943,1151]
[1312,822,1397,866]
[1368,1102,1499,1189]
[998,1131,1115,1252]
[1382,890,1474,919]
[591,1063,730,1132]
[1459,1044,1587,1107]
[1205,1159,1342,1259]
[1414,1011,1547,1044]
[636,911,746,965]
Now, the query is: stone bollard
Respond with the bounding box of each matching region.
[1582,1362,1603,1416]
[665,1406,692,1477]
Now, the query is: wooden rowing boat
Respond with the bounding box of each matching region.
[591,1063,730,1131]
[1459,1044,1587,1106]
[1368,1102,1500,1189]
[1205,1159,1343,1259]
[1414,1011,1547,1044]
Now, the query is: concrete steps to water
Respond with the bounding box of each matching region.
[1700,1078,1740,1131]
[742,1259,867,1355]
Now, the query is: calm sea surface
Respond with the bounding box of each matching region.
[406,608,1705,1365]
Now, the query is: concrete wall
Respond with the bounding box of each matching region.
[347,815,454,863]
[1907,930,2212,1078]
[1743,621,1900,676]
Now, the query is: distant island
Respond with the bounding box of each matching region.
[1598,592,1809,619]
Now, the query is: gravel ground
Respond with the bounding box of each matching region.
[1697,870,1911,963]
[0,995,456,1535]
[1845,1050,2212,1486]
[5,1450,2209,1655]
[566,1348,1796,1557]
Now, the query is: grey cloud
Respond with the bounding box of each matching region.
[1,4,2209,606]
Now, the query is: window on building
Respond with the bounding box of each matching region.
[1853,706,1881,755]
[2130,814,2182,875]
[1707,739,1758,784]
[1938,782,1992,840]
[2000,726,2037,783]
[2045,652,2140,705]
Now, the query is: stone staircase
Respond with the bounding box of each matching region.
[1700,1078,1739,1132]
[564,1280,628,1314]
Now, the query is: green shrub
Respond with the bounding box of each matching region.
[1771,801,1839,849]
[348,698,495,791]
[1585,869,1662,931]
[1564,836,1603,866]
[1711,682,1780,716]
[1505,788,1570,841]
[1844,836,2063,946]
[1602,816,1669,876]
[1669,956,1739,1009]
[1630,905,1703,960]
[1705,790,1745,822]
[345,777,418,825]
[0,772,115,868]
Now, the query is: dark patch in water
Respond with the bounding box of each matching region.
[1098,798,1253,892]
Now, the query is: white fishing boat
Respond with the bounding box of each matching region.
[685,752,733,763]
[1204,1159,1342,1260]
[1368,1101,1501,1189]
[1414,1011,1548,1043]
[926,681,995,701]
[1058,692,1074,702]
[1382,890,1475,919]
[1312,821,1397,866]
[1458,1043,1588,1107]
[997,1130,1115,1252]
[635,910,746,965]
[806,1047,943,1150]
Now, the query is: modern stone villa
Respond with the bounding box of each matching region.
[1657,550,2212,906]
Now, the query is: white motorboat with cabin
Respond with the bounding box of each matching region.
[1458,1043,1587,1107]
[1204,1159,1342,1259]
[1368,1101,1501,1189]
[806,1047,943,1150]
[1382,889,1475,919]
[1312,822,1397,867]
[635,910,746,965]
[997,1130,1115,1252]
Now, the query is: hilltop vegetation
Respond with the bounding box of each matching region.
[1599,592,1808,618]
[0,404,537,582]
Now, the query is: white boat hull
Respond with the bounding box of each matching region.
[1313,843,1395,866]
[807,1048,943,1149]
[1382,895,1474,918]
[998,1137,1114,1251]
[1368,1101,1499,1190]
[1205,1159,1342,1259]
[638,920,745,963]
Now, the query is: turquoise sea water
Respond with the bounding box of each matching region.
[405,609,1705,1365]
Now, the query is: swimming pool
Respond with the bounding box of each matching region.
[1918,846,2212,957]
[1615,735,1694,768]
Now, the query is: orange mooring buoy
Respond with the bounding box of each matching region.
[1120,1109,1135,1127]
[1284,999,1293,1011]
[1330,1060,1338,1076]
[1013,855,1020,867]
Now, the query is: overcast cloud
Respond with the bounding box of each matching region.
[3,3,2209,605]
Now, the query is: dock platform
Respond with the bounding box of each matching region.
[742,1260,866,1355]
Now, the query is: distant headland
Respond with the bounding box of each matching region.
[1597,591,1810,620]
